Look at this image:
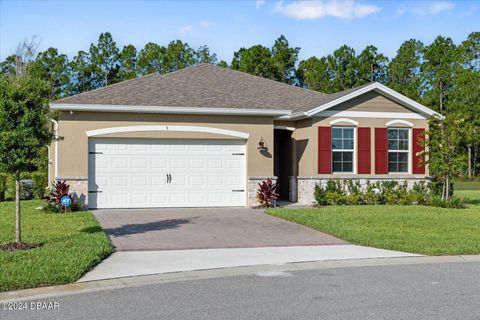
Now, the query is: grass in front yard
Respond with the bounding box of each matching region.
[455,190,480,205]
[266,201,480,256]
[0,200,113,292]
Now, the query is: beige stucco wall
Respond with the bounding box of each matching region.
[55,112,275,179]
[330,91,416,113]
[292,93,429,177]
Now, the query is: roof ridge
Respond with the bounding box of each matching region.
[162,68,284,109]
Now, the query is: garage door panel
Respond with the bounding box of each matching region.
[88,138,246,209]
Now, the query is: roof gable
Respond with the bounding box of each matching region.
[291,82,440,119]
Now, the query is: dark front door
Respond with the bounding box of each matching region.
[274,129,293,201]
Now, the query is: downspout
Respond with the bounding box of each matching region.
[47,145,51,186]
[50,119,59,180]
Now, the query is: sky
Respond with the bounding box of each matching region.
[0,0,479,62]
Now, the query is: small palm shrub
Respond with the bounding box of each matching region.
[256,178,279,208]
[43,180,82,213]
[50,180,70,205]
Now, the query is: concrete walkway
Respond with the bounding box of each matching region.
[79,245,421,282]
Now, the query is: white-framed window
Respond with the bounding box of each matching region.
[332,127,354,173]
[388,128,409,173]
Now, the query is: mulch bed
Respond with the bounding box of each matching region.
[0,242,40,252]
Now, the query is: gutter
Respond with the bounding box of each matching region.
[49,103,292,117]
[50,119,59,180]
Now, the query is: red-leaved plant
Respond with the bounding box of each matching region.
[256,178,279,208]
[49,180,70,205]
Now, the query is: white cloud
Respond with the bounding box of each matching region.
[199,20,215,28]
[178,25,193,36]
[424,1,455,15]
[274,0,381,20]
[396,1,455,16]
[256,0,266,9]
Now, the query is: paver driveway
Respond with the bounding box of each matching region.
[93,208,347,251]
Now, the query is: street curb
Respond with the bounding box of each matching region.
[1,255,480,302]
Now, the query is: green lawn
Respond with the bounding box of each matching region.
[267,191,480,256]
[0,200,113,292]
[454,179,480,191]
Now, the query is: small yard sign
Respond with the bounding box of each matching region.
[60,195,72,209]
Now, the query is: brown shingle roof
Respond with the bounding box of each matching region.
[292,83,372,112]
[54,63,331,112]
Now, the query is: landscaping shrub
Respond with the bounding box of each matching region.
[256,178,279,208]
[43,180,83,213]
[325,180,346,205]
[429,196,466,209]
[345,180,362,205]
[364,182,379,205]
[0,173,7,202]
[429,179,454,198]
[410,181,429,205]
[314,183,327,205]
[49,180,70,205]
[31,172,48,199]
[312,180,465,209]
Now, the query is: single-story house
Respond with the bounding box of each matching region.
[49,63,439,209]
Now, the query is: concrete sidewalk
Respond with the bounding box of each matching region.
[4,255,480,303]
[79,245,421,282]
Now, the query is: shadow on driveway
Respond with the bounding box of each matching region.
[84,218,195,237]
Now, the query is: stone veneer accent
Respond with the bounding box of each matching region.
[55,177,88,208]
[296,176,431,206]
[248,176,278,207]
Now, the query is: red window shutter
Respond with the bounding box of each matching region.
[318,126,331,174]
[375,128,388,174]
[357,127,371,174]
[412,128,426,174]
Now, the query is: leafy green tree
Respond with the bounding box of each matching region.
[118,44,138,80]
[454,32,480,178]
[0,55,17,76]
[426,114,466,199]
[231,35,299,83]
[387,39,424,100]
[0,71,53,243]
[30,48,70,99]
[137,42,167,75]
[89,32,120,87]
[327,45,358,91]
[356,45,388,84]
[68,50,95,94]
[231,45,275,79]
[164,40,195,72]
[217,60,228,68]
[195,45,217,64]
[421,36,459,113]
[271,35,300,84]
[296,56,332,92]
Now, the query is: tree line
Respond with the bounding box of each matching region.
[1,32,479,182]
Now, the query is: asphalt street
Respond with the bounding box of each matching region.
[2,262,480,320]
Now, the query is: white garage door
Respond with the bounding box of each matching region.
[88,138,246,209]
